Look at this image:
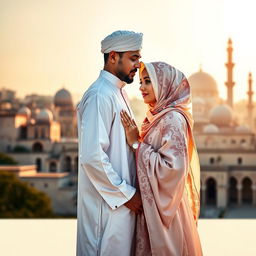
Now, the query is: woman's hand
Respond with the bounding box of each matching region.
[120,110,139,147]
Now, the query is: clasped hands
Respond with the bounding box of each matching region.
[124,191,143,214]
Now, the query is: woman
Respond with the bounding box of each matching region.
[120,62,203,255]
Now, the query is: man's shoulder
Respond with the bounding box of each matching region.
[86,77,115,99]
[78,82,115,111]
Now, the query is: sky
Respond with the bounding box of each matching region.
[0,0,255,104]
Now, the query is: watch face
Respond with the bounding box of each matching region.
[132,142,139,149]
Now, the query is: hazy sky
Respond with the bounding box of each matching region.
[0,0,255,103]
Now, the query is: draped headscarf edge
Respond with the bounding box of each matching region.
[139,62,201,223]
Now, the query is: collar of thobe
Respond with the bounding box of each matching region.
[100,70,126,89]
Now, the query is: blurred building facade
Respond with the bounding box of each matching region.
[0,39,255,216]
[0,87,78,215]
[189,39,256,209]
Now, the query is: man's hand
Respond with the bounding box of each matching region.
[124,191,143,214]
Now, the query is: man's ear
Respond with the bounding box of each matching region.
[109,51,118,64]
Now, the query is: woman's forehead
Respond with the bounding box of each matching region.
[140,68,149,78]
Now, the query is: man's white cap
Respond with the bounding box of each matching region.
[101,30,143,54]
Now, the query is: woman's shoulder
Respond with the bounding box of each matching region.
[156,111,188,142]
[159,110,187,128]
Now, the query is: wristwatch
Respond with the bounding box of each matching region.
[132,141,139,150]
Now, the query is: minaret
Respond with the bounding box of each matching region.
[247,72,254,129]
[225,38,235,108]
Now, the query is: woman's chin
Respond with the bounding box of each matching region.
[143,99,150,104]
[143,99,156,106]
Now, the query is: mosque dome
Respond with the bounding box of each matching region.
[235,125,251,133]
[54,88,73,107]
[188,69,218,97]
[203,124,219,133]
[17,106,31,117]
[36,108,53,124]
[209,104,233,126]
[192,97,205,105]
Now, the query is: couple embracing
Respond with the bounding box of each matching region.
[76,30,203,256]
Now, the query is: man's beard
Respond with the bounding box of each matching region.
[116,60,136,84]
[116,70,134,84]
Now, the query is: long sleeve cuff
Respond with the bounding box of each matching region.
[109,184,136,210]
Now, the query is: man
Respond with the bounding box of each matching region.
[76,30,143,256]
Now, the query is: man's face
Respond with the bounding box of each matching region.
[115,51,141,84]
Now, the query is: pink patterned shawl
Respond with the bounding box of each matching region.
[136,62,201,255]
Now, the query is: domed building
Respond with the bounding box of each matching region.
[54,88,77,138]
[17,106,31,118]
[203,124,219,133]
[188,69,220,131]
[36,108,53,124]
[189,69,219,99]
[23,108,61,144]
[1,38,256,217]
[209,104,234,128]
[235,125,251,133]
[192,40,256,214]
[54,88,73,107]
[0,89,78,216]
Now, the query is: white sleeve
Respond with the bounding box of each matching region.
[79,93,136,209]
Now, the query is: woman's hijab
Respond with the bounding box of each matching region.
[139,61,201,223]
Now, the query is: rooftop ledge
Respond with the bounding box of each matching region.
[0,165,70,178]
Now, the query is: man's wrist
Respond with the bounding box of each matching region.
[131,141,139,150]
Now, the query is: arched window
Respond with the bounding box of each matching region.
[210,158,215,164]
[49,162,57,172]
[216,156,222,163]
[32,142,43,152]
[206,178,217,206]
[64,156,72,172]
[228,177,238,205]
[36,158,42,172]
[20,126,27,139]
[237,157,243,165]
[242,177,253,204]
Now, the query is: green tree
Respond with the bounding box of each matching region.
[0,171,53,218]
[0,152,18,165]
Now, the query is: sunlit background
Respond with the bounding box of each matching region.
[1,0,256,213]
[1,0,256,255]
[0,0,255,103]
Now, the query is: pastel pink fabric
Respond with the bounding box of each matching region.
[135,62,203,256]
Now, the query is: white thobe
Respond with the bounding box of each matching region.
[76,70,137,256]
